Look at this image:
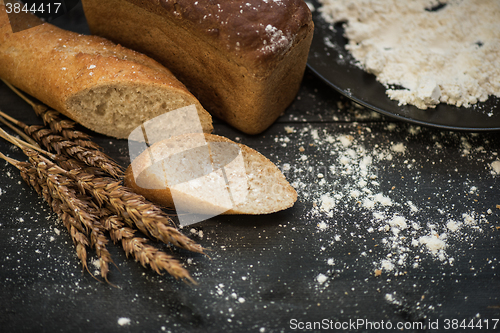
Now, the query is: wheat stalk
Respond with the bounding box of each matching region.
[26,148,202,282]
[2,153,91,275]
[3,147,199,283]
[0,128,114,281]
[102,213,195,283]
[0,84,204,283]
[0,127,203,283]
[0,113,39,146]
[54,166,204,255]
[25,149,115,281]
[14,139,205,255]
[0,117,123,179]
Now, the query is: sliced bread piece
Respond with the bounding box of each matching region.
[124,133,297,216]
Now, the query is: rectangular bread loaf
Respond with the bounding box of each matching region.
[82,0,314,134]
[0,5,213,139]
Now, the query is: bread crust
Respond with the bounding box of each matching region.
[131,0,312,69]
[82,0,314,134]
[0,6,213,139]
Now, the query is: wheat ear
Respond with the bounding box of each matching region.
[1,144,198,282]
[25,149,115,281]
[0,153,91,274]
[0,130,115,282]
[0,98,203,282]
[102,213,196,284]
[57,168,205,255]
[13,138,205,256]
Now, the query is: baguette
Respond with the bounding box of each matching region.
[0,6,213,139]
[124,133,297,216]
[82,0,314,134]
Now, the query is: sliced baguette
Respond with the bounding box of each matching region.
[0,7,213,139]
[124,133,297,215]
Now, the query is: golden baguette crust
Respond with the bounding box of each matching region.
[124,133,297,215]
[0,6,213,139]
[82,0,314,134]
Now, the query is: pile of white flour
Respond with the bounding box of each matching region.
[319,0,500,109]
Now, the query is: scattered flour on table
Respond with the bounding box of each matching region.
[490,160,500,175]
[279,122,495,278]
[91,258,101,276]
[319,0,500,109]
[316,273,329,284]
[117,317,131,326]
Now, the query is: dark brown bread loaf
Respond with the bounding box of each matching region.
[82,0,314,134]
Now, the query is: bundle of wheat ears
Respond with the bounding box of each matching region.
[0,80,204,285]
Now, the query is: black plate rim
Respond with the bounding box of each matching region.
[307,64,500,132]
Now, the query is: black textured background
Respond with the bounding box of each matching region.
[0,3,499,333]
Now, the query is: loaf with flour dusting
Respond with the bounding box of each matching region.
[0,5,213,139]
[82,0,314,134]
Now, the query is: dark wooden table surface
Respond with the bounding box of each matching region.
[0,4,499,333]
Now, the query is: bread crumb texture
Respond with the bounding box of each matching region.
[125,134,297,216]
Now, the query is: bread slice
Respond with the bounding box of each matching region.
[82,0,314,134]
[0,7,213,139]
[124,133,297,216]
